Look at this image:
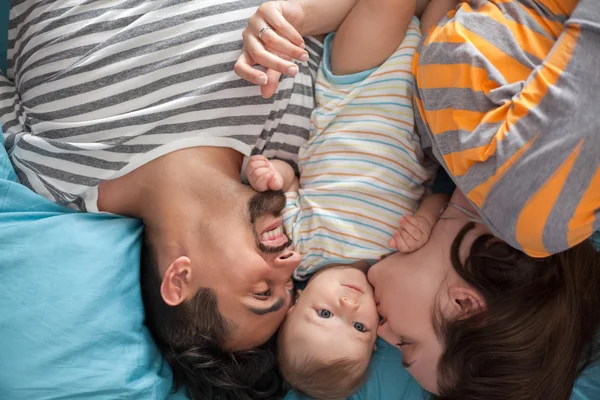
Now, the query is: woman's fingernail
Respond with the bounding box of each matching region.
[287,66,298,76]
[257,76,267,85]
[298,53,309,62]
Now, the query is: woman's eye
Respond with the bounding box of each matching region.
[353,322,365,332]
[317,309,332,318]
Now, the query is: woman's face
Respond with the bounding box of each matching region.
[368,191,489,394]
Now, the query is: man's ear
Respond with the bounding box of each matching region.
[447,285,485,320]
[160,256,192,306]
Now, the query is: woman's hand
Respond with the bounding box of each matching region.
[234,1,309,98]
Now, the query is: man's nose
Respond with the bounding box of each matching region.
[339,296,360,312]
[271,249,301,273]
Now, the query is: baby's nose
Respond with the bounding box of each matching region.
[339,296,360,311]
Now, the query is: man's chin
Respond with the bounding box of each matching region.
[248,190,287,223]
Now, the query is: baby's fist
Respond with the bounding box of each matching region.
[246,155,284,191]
[389,215,432,253]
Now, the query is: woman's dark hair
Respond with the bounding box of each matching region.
[434,222,600,400]
[139,230,288,400]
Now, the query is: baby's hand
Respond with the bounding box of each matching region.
[246,155,284,191]
[389,215,432,253]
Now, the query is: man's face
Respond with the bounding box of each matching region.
[190,190,301,350]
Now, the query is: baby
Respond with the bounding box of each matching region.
[245,0,442,398]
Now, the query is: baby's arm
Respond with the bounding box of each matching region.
[270,159,299,193]
[246,155,299,193]
[389,193,449,252]
[330,0,416,75]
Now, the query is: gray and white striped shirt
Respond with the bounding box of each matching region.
[1,0,322,211]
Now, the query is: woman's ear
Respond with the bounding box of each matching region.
[447,285,485,319]
[160,256,192,306]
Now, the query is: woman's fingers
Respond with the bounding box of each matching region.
[261,68,282,98]
[244,33,298,76]
[255,1,305,48]
[234,50,268,85]
[259,26,308,62]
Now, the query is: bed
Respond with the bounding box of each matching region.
[0,2,598,399]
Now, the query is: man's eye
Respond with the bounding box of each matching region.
[317,309,332,318]
[353,322,365,332]
[254,290,271,299]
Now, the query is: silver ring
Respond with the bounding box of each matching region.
[258,26,272,40]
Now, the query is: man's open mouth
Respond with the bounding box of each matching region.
[259,218,289,247]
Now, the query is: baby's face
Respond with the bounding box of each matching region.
[284,264,379,363]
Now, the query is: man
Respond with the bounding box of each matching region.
[1,0,322,398]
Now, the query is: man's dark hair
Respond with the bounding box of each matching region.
[139,230,288,400]
[433,222,600,400]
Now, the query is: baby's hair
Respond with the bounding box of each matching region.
[278,320,369,399]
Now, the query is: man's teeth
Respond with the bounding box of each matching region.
[261,225,283,241]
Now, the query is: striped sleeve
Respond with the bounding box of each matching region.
[414,0,600,257]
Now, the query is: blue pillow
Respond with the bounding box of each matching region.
[0,135,186,399]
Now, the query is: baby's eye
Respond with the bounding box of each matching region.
[317,309,332,318]
[353,322,365,332]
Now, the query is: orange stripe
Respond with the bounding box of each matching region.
[442,143,496,177]
[315,111,413,128]
[567,166,600,248]
[317,94,412,113]
[301,206,397,230]
[316,79,351,95]
[425,107,505,136]
[465,2,555,61]
[417,63,499,93]
[429,19,532,83]
[534,0,578,16]
[299,150,426,181]
[298,225,388,249]
[316,129,410,147]
[512,1,563,39]
[300,247,355,259]
[467,133,539,208]
[309,187,413,213]
[301,172,400,188]
[516,142,583,257]
[493,26,579,142]
[355,93,411,100]
[368,68,413,78]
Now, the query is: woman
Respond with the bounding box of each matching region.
[369,189,600,399]
[235,0,600,398]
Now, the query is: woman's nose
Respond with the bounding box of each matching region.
[339,296,360,311]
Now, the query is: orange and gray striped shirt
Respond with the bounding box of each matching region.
[414,0,600,257]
